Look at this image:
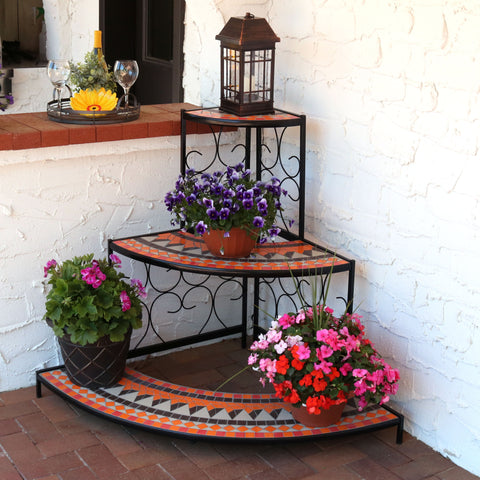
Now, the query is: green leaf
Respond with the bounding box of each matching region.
[108,324,129,342]
[71,329,99,346]
[77,297,97,317]
[96,289,113,309]
[54,278,68,296]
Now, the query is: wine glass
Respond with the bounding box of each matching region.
[114,60,139,107]
[47,60,71,109]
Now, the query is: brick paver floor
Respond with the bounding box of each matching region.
[1,339,478,480]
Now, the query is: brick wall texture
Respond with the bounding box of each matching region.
[183,0,480,475]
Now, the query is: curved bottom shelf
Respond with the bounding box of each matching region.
[37,366,403,443]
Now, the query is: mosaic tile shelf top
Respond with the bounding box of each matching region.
[185,108,302,126]
[37,367,403,442]
[110,231,350,277]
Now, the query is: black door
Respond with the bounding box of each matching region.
[100,0,184,104]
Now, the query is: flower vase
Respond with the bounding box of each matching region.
[291,401,347,427]
[57,327,132,389]
[203,227,258,258]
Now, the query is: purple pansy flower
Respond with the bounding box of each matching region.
[195,221,207,235]
[253,216,265,228]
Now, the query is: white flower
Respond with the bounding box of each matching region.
[273,340,288,354]
[286,335,303,347]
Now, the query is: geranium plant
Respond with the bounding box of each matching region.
[248,279,400,415]
[43,254,146,346]
[164,162,287,242]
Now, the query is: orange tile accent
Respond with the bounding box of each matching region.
[0,115,41,150]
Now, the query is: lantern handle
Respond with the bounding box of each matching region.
[245,12,255,19]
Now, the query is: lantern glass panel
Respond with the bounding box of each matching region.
[222,47,239,102]
[221,47,273,106]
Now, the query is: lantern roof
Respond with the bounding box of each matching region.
[216,13,280,49]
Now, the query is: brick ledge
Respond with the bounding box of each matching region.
[0,103,208,151]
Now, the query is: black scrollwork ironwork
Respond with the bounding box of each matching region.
[128,261,246,357]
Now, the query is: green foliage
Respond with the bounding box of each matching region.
[69,51,117,92]
[43,254,144,346]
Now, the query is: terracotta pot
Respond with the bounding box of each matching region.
[56,328,132,389]
[203,227,258,258]
[291,400,347,427]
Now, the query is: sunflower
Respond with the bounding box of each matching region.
[70,88,118,113]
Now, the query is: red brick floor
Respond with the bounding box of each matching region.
[1,339,478,480]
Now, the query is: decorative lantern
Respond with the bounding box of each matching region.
[216,13,280,116]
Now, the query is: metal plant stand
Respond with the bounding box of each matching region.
[36,107,404,443]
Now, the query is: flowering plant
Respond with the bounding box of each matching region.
[0,94,14,112]
[43,254,146,346]
[0,70,14,111]
[248,301,400,414]
[164,162,287,242]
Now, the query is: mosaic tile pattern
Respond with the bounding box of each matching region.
[110,231,349,275]
[186,109,300,123]
[38,367,402,441]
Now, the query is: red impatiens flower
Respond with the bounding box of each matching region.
[275,355,289,375]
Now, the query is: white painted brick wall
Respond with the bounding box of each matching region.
[0,138,181,389]
[183,0,480,475]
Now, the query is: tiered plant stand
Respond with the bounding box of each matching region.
[36,107,404,443]
[37,367,403,443]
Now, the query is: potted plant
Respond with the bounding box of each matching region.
[69,51,118,114]
[247,278,400,427]
[43,253,146,388]
[69,51,117,92]
[164,162,288,257]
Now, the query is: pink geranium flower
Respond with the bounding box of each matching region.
[120,291,131,311]
[44,259,57,277]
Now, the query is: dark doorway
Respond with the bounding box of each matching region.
[100,0,185,105]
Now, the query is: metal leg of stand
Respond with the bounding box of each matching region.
[241,277,248,348]
[396,414,404,444]
[36,375,42,398]
[347,259,356,313]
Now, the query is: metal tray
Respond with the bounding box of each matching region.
[47,97,140,125]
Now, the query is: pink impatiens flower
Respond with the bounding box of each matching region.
[278,313,294,329]
[248,353,258,365]
[295,343,311,360]
[318,345,333,359]
[295,310,306,324]
[314,357,333,374]
[266,329,282,344]
[339,362,353,376]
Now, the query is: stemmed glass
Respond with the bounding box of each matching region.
[47,60,71,109]
[114,60,139,107]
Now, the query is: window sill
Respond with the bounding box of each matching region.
[0,103,210,151]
